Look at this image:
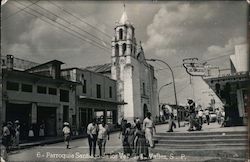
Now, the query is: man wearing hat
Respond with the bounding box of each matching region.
[62,122,71,149]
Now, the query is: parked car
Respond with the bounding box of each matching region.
[209,113,217,122]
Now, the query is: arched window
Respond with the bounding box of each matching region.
[115,44,119,56]
[122,43,126,55]
[119,28,123,40]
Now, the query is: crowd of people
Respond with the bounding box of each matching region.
[62,112,157,160]
[2,120,20,153]
[1,98,226,161]
[119,112,156,160]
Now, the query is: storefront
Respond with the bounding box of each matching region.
[203,72,250,126]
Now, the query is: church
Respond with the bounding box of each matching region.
[87,8,158,123]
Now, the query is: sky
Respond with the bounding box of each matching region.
[1,0,248,107]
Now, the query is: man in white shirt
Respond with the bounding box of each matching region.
[62,122,71,149]
[143,112,156,158]
[198,109,203,125]
[205,109,210,125]
[87,119,98,157]
[97,121,109,157]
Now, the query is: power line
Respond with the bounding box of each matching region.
[2,0,40,21]
[28,1,111,49]
[202,51,234,62]
[155,49,234,72]
[48,1,112,39]
[13,1,111,53]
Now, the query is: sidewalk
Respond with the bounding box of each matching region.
[0,128,121,151]
[156,121,247,133]
[1,122,247,151]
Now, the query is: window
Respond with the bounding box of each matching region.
[63,105,69,122]
[122,43,126,55]
[60,89,69,102]
[82,80,87,93]
[7,81,19,91]
[119,28,123,40]
[109,86,112,98]
[21,84,32,92]
[48,88,57,95]
[115,44,119,56]
[96,84,101,98]
[37,86,47,94]
[143,82,146,95]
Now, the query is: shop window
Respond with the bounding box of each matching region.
[109,86,112,98]
[82,80,87,93]
[60,89,69,102]
[37,86,47,94]
[107,111,113,124]
[48,88,57,95]
[6,81,19,91]
[21,84,32,92]
[96,84,101,98]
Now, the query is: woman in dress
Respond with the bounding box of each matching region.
[135,123,148,160]
[14,120,20,149]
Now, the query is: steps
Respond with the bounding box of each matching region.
[152,130,248,160]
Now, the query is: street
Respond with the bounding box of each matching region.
[6,122,247,162]
[7,131,123,162]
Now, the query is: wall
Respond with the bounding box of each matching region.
[2,71,75,136]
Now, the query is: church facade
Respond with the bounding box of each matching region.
[110,10,158,122]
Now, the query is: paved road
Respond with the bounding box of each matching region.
[7,131,123,162]
[6,122,247,162]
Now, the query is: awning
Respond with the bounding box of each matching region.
[79,95,127,105]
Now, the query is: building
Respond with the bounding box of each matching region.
[203,44,250,126]
[1,55,77,138]
[86,10,158,123]
[61,68,122,130]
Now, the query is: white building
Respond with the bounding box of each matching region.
[110,9,158,122]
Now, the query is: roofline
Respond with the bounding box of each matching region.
[62,67,116,82]
[4,69,78,85]
[25,60,64,71]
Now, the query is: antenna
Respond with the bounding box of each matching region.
[123,0,126,11]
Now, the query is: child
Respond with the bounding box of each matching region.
[62,122,71,149]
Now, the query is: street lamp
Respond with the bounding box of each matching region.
[146,58,178,106]
[158,82,172,119]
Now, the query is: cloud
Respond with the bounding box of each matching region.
[206,36,246,57]
[143,2,247,58]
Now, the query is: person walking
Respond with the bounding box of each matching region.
[187,99,196,131]
[143,112,156,159]
[39,121,45,139]
[2,122,11,153]
[87,119,98,157]
[205,109,210,125]
[97,121,109,157]
[123,123,133,157]
[135,123,148,160]
[198,109,203,125]
[118,118,127,140]
[14,120,20,149]
[62,122,71,149]
[167,111,176,132]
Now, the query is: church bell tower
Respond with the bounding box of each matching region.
[111,5,141,122]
